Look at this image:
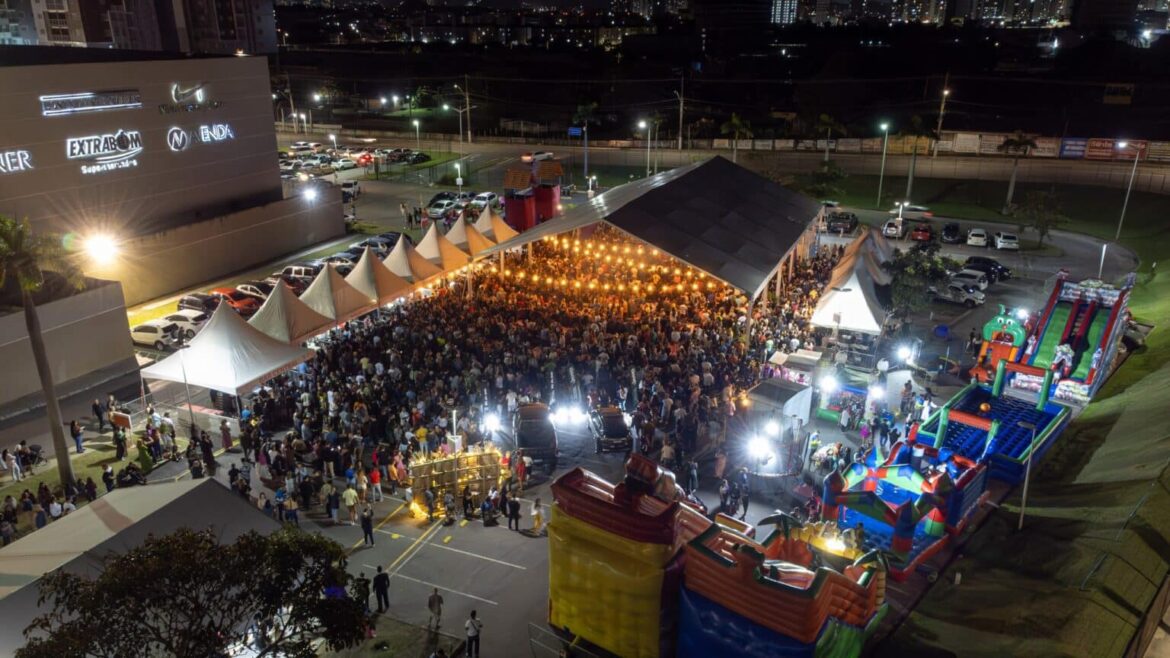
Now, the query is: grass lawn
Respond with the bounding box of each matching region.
[326,615,461,658]
[362,151,460,181]
[587,164,658,189]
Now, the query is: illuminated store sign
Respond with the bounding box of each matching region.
[167,127,190,152]
[66,130,143,175]
[0,150,33,174]
[40,90,142,117]
[158,82,223,114]
[166,124,234,152]
[199,124,234,142]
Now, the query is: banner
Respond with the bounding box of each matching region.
[935,138,954,153]
[836,138,861,153]
[860,137,882,153]
[1060,138,1088,159]
[1146,141,1170,162]
[713,139,730,149]
[796,139,817,151]
[736,139,753,151]
[979,134,1006,155]
[952,132,980,154]
[752,139,773,150]
[1031,137,1060,158]
[774,139,795,151]
[814,139,836,152]
[1084,138,1115,160]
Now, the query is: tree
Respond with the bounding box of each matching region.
[998,132,1039,214]
[880,242,960,318]
[720,113,753,164]
[1019,189,1069,247]
[902,115,939,202]
[0,216,81,487]
[18,527,366,658]
[801,160,849,199]
[572,101,599,128]
[816,113,846,163]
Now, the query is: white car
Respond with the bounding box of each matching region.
[341,181,360,197]
[334,159,357,171]
[350,236,395,256]
[951,269,989,291]
[931,283,986,308]
[994,232,1020,250]
[882,220,908,239]
[521,151,554,162]
[966,228,989,247]
[279,160,303,172]
[471,192,498,209]
[888,204,933,220]
[130,320,182,350]
[162,310,209,339]
[428,200,457,219]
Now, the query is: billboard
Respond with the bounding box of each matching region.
[1084,138,1116,160]
[1059,138,1088,159]
[860,138,882,153]
[836,138,861,153]
[1031,137,1060,158]
[952,132,980,154]
[979,134,1006,155]
[1146,141,1170,163]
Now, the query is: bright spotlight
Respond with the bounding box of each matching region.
[819,376,839,394]
[1015,308,1029,320]
[84,234,118,265]
[897,345,912,361]
[764,420,780,437]
[303,187,318,201]
[484,413,501,433]
[869,385,885,399]
[748,435,771,460]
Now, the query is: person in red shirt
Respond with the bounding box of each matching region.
[369,467,382,502]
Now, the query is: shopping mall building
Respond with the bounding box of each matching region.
[0,51,343,409]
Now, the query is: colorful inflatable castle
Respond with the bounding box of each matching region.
[970,305,1030,384]
[820,438,988,581]
[549,455,887,658]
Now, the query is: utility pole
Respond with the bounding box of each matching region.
[464,74,473,144]
[933,71,950,158]
[675,76,684,151]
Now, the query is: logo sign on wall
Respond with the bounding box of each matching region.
[159,82,223,114]
[0,150,33,175]
[66,129,143,175]
[167,127,190,152]
[167,124,235,152]
[40,90,142,117]
[199,124,234,143]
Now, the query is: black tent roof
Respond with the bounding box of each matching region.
[484,156,820,298]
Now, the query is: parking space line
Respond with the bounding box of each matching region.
[347,501,408,554]
[384,521,442,574]
[375,527,420,539]
[390,573,499,606]
[427,543,527,569]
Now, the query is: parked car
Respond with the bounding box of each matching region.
[909,223,934,242]
[514,403,558,473]
[209,288,260,316]
[964,256,1012,281]
[428,191,457,206]
[324,251,361,268]
[334,159,357,171]
[951,269,990,291]
[882,220,908,239]
[279,160,303,173]
[428,199,457,219]
[406,152,431,165]
[966,228,989,247]
[341,181,361,198]
[930,283,986,308]
[588,406,632,454]
[161,310,208,339]
[266,273,307,295]
[826,212,859,233]
[378,231,413,246]
[282,262,324,281]
[471,192,498,209]
[236,280,275,302]
[941,222,962,244]
[521,151,554,162]
[888,204,933,220]
[177,292,219,314]
[994,232,1020,250]
[350,236,396,256]
[131,320,182,351]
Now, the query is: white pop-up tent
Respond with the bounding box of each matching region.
[141,305,313,396]
[416,223,471,270]
[810,227,891,335]
[345,246,414,306]
[383,235,443,283]
[299,264,376,324]
[473,208,518,243]
[247,281,332,344]
[445,216,496,257]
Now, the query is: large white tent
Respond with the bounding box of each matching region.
[299,264,376,324]
[141,305,313,395]
[416,223,471,270]
[473,207,519,243]
[445,217,496,257]
[345,246,414,306]
[383,235,443,283]
[810,227,891,335]
[247,281,332,344]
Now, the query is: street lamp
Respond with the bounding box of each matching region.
[328,133,337,150]
[932,88,950,158]
[313,93,322,103]
[391,94,399,108]
[1099,140,1142,279]
[412,119,421,152]
[1017,421,1037,531]
[299,113,306,134]
[638,120,650,177]
[83,233,119,266]
[877,122,890,207]
[455,163,462,195]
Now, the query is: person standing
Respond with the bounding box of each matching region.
[427,587,444,630]
[361,504,375,546]
[342,484,359,525]
[70,420,85,454]
[92,399,107,433]
[464,610,483,658]
[101,465,115,492]
[530,498,544,534]
[424,487,436,523]
[220,419,233,452]
[507,496,521,531]
[113,427,127,461]
[373,566,390,613]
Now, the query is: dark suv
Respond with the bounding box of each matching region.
[964,256,1012,282]
[589,406,632,454]
[177,293,219,314]
[826,212,858,234]
[514,403,558,473]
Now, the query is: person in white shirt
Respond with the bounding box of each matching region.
[464,610,483,658]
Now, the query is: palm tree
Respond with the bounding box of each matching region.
[902,115,939,202]
[816,113,845,163]
[998,132,1039,214]
[720,113,753,164]
[0,216,82,486]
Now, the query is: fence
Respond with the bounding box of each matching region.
[526,623,605,658]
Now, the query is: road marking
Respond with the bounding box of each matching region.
[375,528,416,539]
[427,543,527,570]
[390,573,499,606]
[348,501,408,553]
[384,521,442,574]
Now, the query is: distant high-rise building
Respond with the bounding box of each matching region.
[692,0,770,51]
[1073,0,1138,28]
[772,0,798,22]
[0,0,37,45]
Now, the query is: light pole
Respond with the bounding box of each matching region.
[444,102,476,159]
[299,113,306,134]
[328,133,337,151]
[1099,141,1142,279]
[1017,421,1037,531]
[413,119,421,153]
[455,81,473,144]
[455,163,462,196]
[392,94,399,109]
[638,120,650,177]
[877,122,890,207]
[932,87,950,158]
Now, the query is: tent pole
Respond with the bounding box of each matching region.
[775,269,782,300]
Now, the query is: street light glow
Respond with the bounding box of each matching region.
[484,413,501,433]
[1015,308,1029,320]
[413,119,420,127]
[748,435,771,460]
[84,234,118,265]
[443,104,450,111]
[638,120,647,130]
[765,420,780,436]
[303,187,318,201]
[1118,141,1128,149]
[380,96,387,105]
[880,122,889,131]
[313,93,322,102]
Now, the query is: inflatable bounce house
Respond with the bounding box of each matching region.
[820,438,988,581]
[970,275,1131,406]
[549,454,887,658]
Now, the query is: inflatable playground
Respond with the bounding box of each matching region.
[971,275,1131,406]
[548,454,887,658]
[820,440,989,581]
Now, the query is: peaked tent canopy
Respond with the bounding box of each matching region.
[474,207,519,243]
[481,157,821,299]
[445,217,496,257]
[383,234,444,283]
[416,223,472,270]
[299,264,377,323]
[248,281,333,344]
[141,305,313,395]
[345,246,414,306]
[810,228,891,336]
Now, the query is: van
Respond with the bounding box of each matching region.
[282,261,323,281]
[514,403,558,473]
